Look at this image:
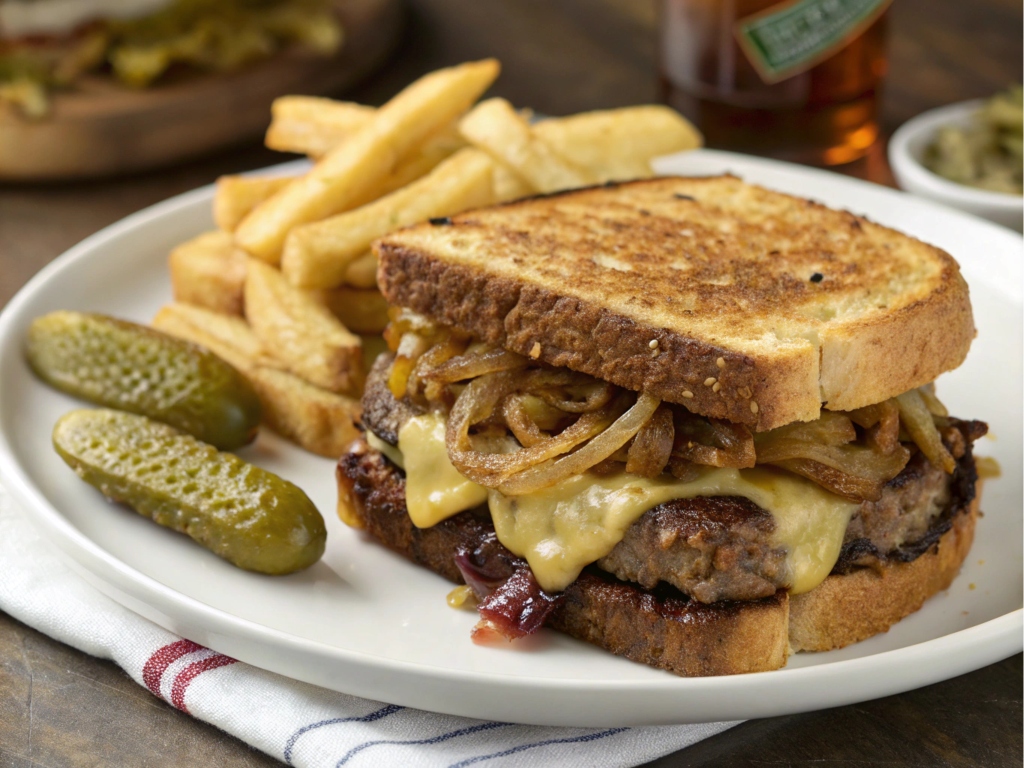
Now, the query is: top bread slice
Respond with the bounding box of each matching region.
[373,175,974,430]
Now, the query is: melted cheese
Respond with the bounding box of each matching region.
[366,431,405,469]
[376,414,859,597]
[393,414,488,528]
[488,468,858,593]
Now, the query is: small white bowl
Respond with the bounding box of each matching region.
[889,99,1023,232]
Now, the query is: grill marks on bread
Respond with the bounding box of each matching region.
[375,176,974,429]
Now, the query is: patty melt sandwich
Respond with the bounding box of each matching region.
[337,175,987,676]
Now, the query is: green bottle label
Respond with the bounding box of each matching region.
[736,0,891,84]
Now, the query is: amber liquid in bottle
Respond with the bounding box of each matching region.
[659,0,889,165]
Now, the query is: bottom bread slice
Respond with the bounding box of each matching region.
[337,438,977,676]
[789,496,978,652]
[546,570,789,676]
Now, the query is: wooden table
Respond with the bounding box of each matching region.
[1,1,1021,765]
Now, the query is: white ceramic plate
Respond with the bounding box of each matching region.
[0,150,1020,727]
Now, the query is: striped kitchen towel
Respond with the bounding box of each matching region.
[0,485,737,767]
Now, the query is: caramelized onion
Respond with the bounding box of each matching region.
[446,370,525,473]
[446,371,618,485]
[769,458,884,502]
[757,438,910,481]
[896,389,956,473]
[626,405,675,478]
[919,383,949,417]
[668,456,701,482]
[537,380,616,413]
[427,346,529,383]
[388,332,430,399]
[412,335,468,379]
[753,410,912,500]
[517,394,567,431]
[408,335,468,403]
[404,329,956,501]
[673,414,756,468]
[453,548,507,597]
[590,458,627,476]
[848,400,902,454]
[759,411,856,446]
[495,393,661,495]
[470,404,617,485]
[847,402,886,429]
[864,401,900,455]
[501,395,547,447]
[472,567,563,641]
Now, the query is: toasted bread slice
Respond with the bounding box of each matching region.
[374,176,974,430]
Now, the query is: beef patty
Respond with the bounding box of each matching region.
[360,354,984,602]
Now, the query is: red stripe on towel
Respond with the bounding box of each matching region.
[170,654,237,713]
[142,640,203,697]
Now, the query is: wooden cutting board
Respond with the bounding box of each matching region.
[0,0,402,180]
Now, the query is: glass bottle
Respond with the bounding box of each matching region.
[660,0,890,165]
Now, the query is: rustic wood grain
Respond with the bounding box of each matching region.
[0,0,1020,765]
[646,654,1024,768]
[0,0,403,180]
[0,611,280,767]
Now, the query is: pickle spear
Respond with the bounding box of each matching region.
[27,311,260,450]
[53,409,326,575]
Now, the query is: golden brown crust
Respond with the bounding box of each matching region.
[375,176,975,429]
[376,244,770,426]
[817,271,977,411]
[788,493,979,652]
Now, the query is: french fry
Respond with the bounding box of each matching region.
[533,106,702,181]
[264,99,698,190]
[235,59,500,263]
[152,303,360,458]
[265,96,374,156]
[269,112,465,203]
[169,233,388,328]
[282,148,496,289]
[344,253,378,289]
[244,259,364,393]
[151,302,279,371]
[246,366,361,459]
[169,231,247,316]
[214,175,296,232]
[492,161,534,201]
[267,97,467,167]
[368,123,467,198]
[458,97,596,193]
[317,286,390,334]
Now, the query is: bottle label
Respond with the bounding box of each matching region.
[736,0,891,84]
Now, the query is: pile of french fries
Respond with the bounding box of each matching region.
[155,59,702,457]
